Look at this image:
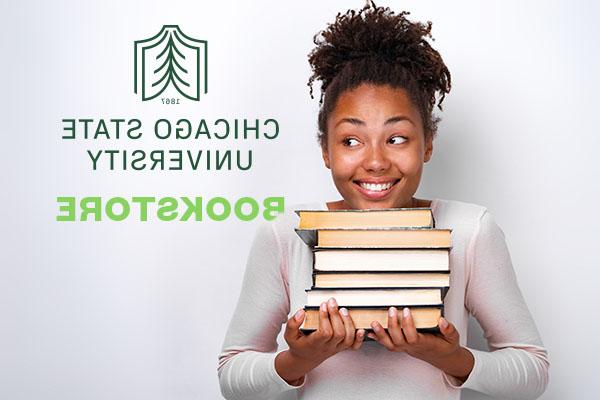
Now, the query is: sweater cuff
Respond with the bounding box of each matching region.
[442,347,482,390]
[269,350,306,391]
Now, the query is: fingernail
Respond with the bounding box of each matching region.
[388,307,397,317]
[403,307,410,318]
[328,297,337,308]
[294,309,304,321]
[320,302,327,312]
[357,329,364,337]
[371,322,379,331]
[339,307,348,316]
[439,317,449,329]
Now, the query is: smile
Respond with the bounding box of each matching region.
[353,179,400,198]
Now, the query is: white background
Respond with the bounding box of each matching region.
[1,1,599,399]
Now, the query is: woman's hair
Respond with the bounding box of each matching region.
[308,1,451,148]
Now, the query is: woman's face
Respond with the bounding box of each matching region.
[322,83,433,210]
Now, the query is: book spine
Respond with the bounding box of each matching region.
[311,270,451,275]
[300,327,441,334]
[305,286,449,292]
[314,245,453,250]
[303,304,444,310]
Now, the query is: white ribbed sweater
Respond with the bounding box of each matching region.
[218,199,549,400]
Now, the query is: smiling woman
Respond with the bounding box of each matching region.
[218,3,549,400]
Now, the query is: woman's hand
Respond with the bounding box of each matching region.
[368,307,474,382]
[275,297,365,385]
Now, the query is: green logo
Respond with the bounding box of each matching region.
[134,25,207,101]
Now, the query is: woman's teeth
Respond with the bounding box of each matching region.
[359,181,395,192]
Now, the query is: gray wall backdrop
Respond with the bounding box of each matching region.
[1,0,598,399]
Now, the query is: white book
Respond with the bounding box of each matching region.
[305,287,446,307]
[314,249,449,271]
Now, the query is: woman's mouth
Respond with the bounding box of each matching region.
[353,179,400,200]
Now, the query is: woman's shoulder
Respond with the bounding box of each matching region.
[433,198,488,221]
[432,198,494,240]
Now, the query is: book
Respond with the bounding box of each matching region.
[313,271,450,288]
[305,287,448,307]
[297,228,451,248]
[294,206,451,336]
[295,208,433,229]
[300,305,443,331]
[313,249,449,271]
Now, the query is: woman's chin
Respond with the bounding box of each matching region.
[351,198,396,210]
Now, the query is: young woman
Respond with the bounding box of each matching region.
[218,4,549,399]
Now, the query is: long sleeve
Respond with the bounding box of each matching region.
[218,221,302,400]
[445,210,550,399]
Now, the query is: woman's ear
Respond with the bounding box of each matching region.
[424,135,433,163]
[321,144,331,169]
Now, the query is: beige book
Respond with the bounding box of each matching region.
[316,228,451,248]
[314,249,449,271]
[301,307,442,330]
[295,208,433,229]
[305,287,446,307]
[313,272,450,288]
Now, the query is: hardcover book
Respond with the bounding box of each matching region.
[305,287,448,307]
[313,271,450,288]
[300,305,443,331]
[294,206,451,335]
[295,208,434,229]
[313,248,449,271]
[295,228,452,249]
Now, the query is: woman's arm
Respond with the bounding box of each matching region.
[449,210,550,399]
[275,301,365,385]
[218,220,366,399]
[217,222,300,400]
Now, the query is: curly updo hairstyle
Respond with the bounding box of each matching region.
[308,1,451,148]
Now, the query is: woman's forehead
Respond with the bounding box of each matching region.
[330,85,422,129]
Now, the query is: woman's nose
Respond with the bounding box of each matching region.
[364,143,391,172]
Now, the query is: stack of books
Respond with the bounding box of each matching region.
[294,207,451,332]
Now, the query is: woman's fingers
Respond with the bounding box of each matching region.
[439,317,459,344]
[326,298,346,345]
[401,307,419,344]
[364,309,462,356]
[387,307,406,346]
[352,329,365,350]
[315,301,333,341]
[339,307,356,348]
[369,321,396,351]
[284,309,305,343]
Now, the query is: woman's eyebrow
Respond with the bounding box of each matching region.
[335,115,414,128]
[335,117,364,128]
[384,115,414,125]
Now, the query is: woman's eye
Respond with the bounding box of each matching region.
[343,138,360,147]
[389,136,407,145]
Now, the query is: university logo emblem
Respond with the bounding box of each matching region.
[134,25,207,101]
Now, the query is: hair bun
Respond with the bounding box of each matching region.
[308,3,450,110]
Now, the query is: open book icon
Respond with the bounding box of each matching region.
[134,25,207,101]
